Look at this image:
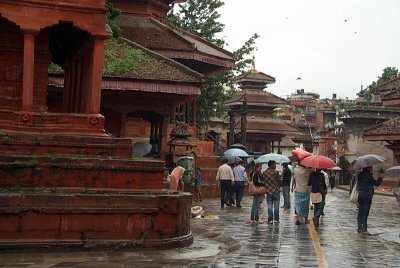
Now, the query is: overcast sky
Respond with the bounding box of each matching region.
[218,0,400,99]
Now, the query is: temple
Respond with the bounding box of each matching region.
[225,60,301,155]
[0,0,234,249]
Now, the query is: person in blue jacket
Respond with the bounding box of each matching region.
[357,166,384,234]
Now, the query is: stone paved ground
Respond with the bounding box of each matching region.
[0,189,399,267]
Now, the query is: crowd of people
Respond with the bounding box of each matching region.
[212,153,385,234]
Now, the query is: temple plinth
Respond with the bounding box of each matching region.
[0,0,192,249]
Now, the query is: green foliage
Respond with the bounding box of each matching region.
[103,39,146,76]
[1,135,10,145]
[359,67,399,95]
[48,63,64,74]
[105,0,122,38]
[168,0,259,127]
[168,0,226,47]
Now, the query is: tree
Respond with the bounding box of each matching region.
[105,0,122,38]
[359,67,399,96]
[168,0,259,128]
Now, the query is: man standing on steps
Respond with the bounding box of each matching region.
[216,158,234,208]
[263,160,282,224]
[233,160,248,207]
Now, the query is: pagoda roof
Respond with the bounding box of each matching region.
[235,118,301,136]
[371,76,400,93]
[48,38,203,96]
[235,70,276,85]
[226,89,290,108]
[363,116,400,141]
[114,16,235,75]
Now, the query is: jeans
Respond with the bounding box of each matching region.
[357,197,372,232]
[266,192,280,221]
[251,195,260,221]
[313,202,323,218]
[282,186,291,208]
[234,181,245,205]
[220,180,232,207]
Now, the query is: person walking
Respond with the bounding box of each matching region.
[263,160,282,224]
[292,163,312,225]
[281,163,292,210]
[308,169,327,227]
[250,163,265,223]
[329,173,335,191]
[233,160,248,207]
[216,158,234,208]
[357,166,384,234]
[193,167,203,202]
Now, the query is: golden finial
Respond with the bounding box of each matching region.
[251,56,257,73]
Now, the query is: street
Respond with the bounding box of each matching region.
[0,189,399,267]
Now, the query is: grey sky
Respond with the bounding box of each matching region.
[218,0,400,99]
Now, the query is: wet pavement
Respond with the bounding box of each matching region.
[0,189,399,267]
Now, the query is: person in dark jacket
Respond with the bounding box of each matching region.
[281,163,292,209]
[357,166,384,234]
[308,169,327,227]
[250,163,265,223]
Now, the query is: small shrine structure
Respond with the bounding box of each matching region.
[225,60,301,154]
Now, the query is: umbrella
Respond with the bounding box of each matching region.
[351,154,387,170]
[219,155,242,165]
[223,148,249,157]
[300,155,337,169]
[328,166,342,171]
[385,166,400,177]
[255,153,290,164]
[291,148,312,161]
[229,143,246,150]
[133,142,152,157]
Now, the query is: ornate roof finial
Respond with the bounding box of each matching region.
[251,56,258,73]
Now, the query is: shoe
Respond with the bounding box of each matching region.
[268,220,274,224]
[236,204,242,208]
[360,230,371,235]
[257,220,264,224]
[313,217,319,227]
[295,220,301,225]
[274,219,280,223]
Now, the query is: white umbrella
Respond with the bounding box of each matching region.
[386,166,400,177]
[351,154,387,170]
[223,148,249,158]
[255,153,290,164]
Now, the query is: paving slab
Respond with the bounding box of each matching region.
[0,189,399,267]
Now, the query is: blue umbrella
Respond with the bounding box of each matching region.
[255,153,290,164]
[386,166,400,177]
[223,148,249,158]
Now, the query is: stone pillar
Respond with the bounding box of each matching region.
[22,30,36,112]
[87,38,105,114]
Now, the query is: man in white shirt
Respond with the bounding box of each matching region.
[233,160,248,208]
[216,158,234,208]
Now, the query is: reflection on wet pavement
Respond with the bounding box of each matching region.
[0,189,399,267]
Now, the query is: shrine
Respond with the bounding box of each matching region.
[0,0,201,249]
[225,60,302,154]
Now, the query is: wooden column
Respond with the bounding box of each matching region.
[87,38,105,114]
[120,113,127,137]
[192,99,197,126]
[22,30,36,112]
[184,102,189,123]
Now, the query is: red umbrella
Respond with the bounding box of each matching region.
[292,148,312,161]
[300,155,337,169]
